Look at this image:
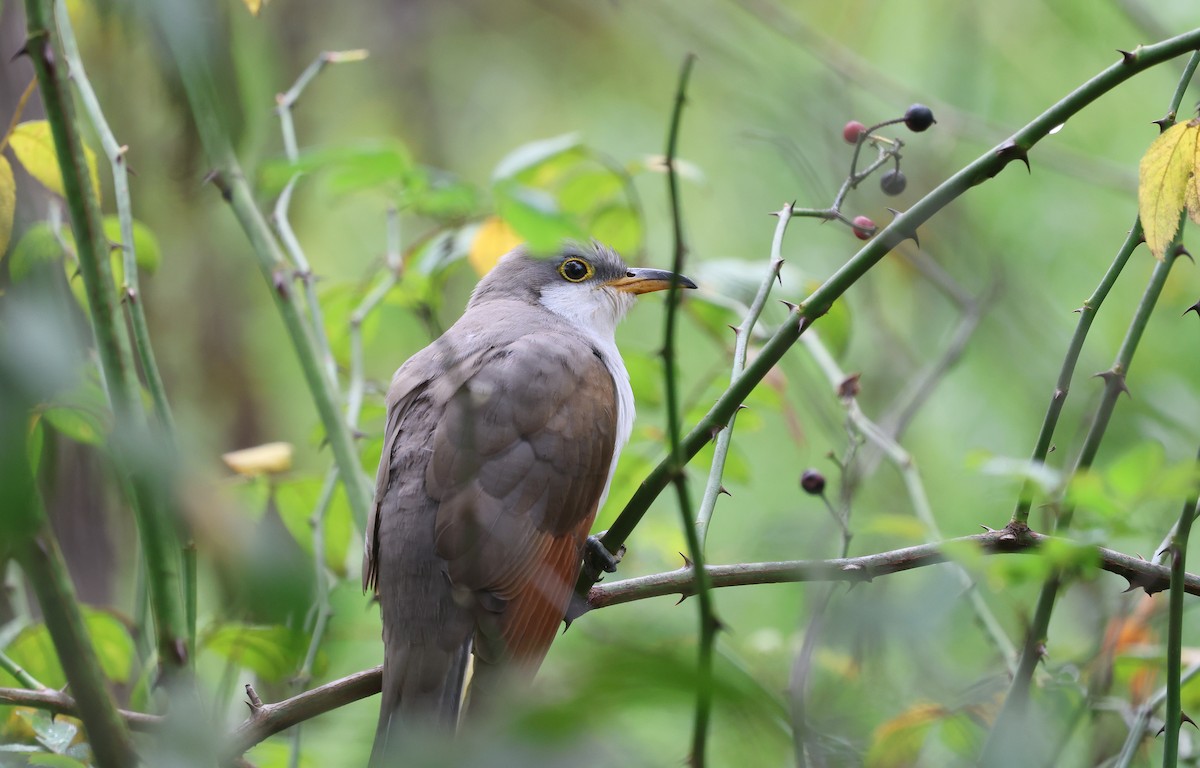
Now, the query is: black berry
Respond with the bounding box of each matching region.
[904,104,935,132]
[800,469,826,495]
[880,169,907,196]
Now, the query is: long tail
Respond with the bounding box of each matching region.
[368,639,471,767]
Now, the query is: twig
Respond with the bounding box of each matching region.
[271,50,367,388]
[346,208,403,432]
[660,52,717,768]
[695,203,790,546]
[589,529,1200,608]
[152,5,373,530]
[24,0,189,675]
[802,330,1018,669]
[594,28,1200,574]
[221,668,382,763]
[0,684,161,732]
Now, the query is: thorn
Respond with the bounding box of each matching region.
[1117,49,1136,65]
[884,208,920,247]
[735,404,748,412]
[1052,388,1065,402]
[1153,115,1175,134]
[273,269,290,299]
[1184,299,1200,317]
[11,43,29,62]
[837,373,862,400]
[980,524,997,532]
[708,423,726,441]
[203,169,233,202]
[1185,712,1197,729]
[1094,370,1130,397]
[1048,444,1056,453]
[779,300,798,312]
[995,140,1031,174]
[1175,244,1194,263]
[680,552,693,568]
[1072,306,1084,314]
[675,594,689,606]
[718,485,732,497]
[245,684,264,711]
[728,324,740,335]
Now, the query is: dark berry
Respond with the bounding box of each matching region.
[842,120,866,144]
[852,215,876,240]
[880,169,907,196]
[904,104,935,132]
[800,469,826,495]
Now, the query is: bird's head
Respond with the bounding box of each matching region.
[469,242,697,339]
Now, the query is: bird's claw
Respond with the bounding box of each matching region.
[585,533,624,574]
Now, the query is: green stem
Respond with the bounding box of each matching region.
[151,0,372,529]
[18,514,138,766]
[661,53,716,768]
[0,647,45,690]
[1162,451,1200,767]
[598,27,1200,565]
[981,249,1180,765]
[24,0,189,673]
[1010,223,1143,524]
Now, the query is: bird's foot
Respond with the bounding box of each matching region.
[585,533,624,574]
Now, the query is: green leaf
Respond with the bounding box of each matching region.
[7,223,66,282]
[1137,117,1199,259]
[40,405,108,446]
[202,623,313,683]
[258,142,414,197]
[494,181,585,253]
[17,710,77,755]
[8,120,102,204]
[589,203,642,254]
[274,476,353,575]
[4,608,134,689]
[27,416,45,477]
[0,155,14,257]
[29,754,90,767]
[492,133,583,181]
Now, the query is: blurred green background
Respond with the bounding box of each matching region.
[3,0,1200,765]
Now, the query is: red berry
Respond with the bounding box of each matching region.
[852,215,876,240]
[842,120,866,144]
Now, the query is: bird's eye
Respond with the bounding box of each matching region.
[558,258,594,283]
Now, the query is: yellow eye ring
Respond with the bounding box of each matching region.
[558,257,594,283]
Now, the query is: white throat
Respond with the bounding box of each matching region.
[538,283,636,509]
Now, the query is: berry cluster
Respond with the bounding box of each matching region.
[834,104,936,240]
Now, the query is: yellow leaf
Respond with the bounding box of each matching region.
[222,442,293,476]
[242,0,267,15]
[866,701,949,768]
[8,120,103,205]
[0,156,14,256]
[1137,119,1200,259]
[469,216,523,276]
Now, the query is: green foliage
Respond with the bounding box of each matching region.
[1,609,134,690]
[202,623,321,684]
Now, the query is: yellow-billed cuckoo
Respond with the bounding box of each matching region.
[364,242,695,763]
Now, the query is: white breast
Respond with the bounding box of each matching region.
[538,283,637,508]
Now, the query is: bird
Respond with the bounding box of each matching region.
[363,241,696,765]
